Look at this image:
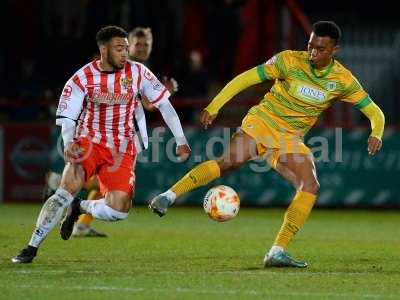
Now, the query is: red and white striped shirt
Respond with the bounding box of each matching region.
[56,60,170,154]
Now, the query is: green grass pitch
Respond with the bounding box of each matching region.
[0,204,399,300]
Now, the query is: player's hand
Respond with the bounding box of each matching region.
[64,142,83,163]
[367,136,382,155]
[140,96,156,112]
[200,110,217,129]
[176,144,191,162]
[163,77,178,95]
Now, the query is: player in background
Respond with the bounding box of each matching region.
[71,26,180,237]
[128,26,178,107]
[148,21,385,268]
[12,25,191,263]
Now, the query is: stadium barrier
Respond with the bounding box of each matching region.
[0,123,51,203]
[1,124,398,207]
[134,127,400,208]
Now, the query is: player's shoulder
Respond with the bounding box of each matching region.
[278,50,306,58]
[126,59,147,71]
[70,61,96,78]
[127,60,157,79]
[332,59,356,84]
[275,50,308,64]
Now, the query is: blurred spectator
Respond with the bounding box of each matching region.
[179,51,209,98]
[128,27,153,66]
[1,0,398,126]
[176,50,210,123]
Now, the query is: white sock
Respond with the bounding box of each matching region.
[164,190,177,204]
[268,245,284,257]
[80,199,128,221]
[80,198,106,213]
[29,187,74,247]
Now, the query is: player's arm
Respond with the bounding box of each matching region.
[55,75,85,162]
[359,101,385,155]
[202,51,287,128]
[139,95,156,112]
[200,68,262,128]
[341,76,385,155]
[139,65,191,160]
[140,76,179,111]
[139,77,178,112]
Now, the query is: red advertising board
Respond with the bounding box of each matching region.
[1,123,51,203]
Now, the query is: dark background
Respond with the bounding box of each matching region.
[1,0,399,126]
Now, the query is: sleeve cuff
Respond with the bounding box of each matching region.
[256,64,268,81]
[354,96,372,109]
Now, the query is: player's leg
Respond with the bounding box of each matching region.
[72,176,107,237]
[264,152,319,268]
[60,151,135,240]
[12,163,86,263]
[149,130,257,216]
[78,176,99,226]
[79,190,131,222]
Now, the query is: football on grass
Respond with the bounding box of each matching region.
[203,185,240,222]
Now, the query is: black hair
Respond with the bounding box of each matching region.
[96,25,128,46]
[312,21,342,45]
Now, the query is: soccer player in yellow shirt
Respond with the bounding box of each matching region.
[149,21,385,268]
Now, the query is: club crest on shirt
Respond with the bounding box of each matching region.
[120,77,133,90]
[325,81,337,91]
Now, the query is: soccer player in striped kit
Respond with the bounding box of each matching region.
[71,26,179,237]
[12,25,191,263]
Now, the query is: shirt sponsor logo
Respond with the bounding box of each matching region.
[91,92,133,105]
[297,85,326,102]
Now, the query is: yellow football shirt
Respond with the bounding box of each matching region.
[250,50,372,135]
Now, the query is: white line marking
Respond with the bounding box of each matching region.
[8,269,387,277]
[4,284,396,299]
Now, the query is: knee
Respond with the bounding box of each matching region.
[106,191,131,212]
[60,165,85,194]
[301,178,320,194]
[291,177,303,191]
[106,201,131,214]
[217,156,243,176]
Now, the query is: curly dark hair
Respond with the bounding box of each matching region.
[312,21,342,45]
[96,25,128,46]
